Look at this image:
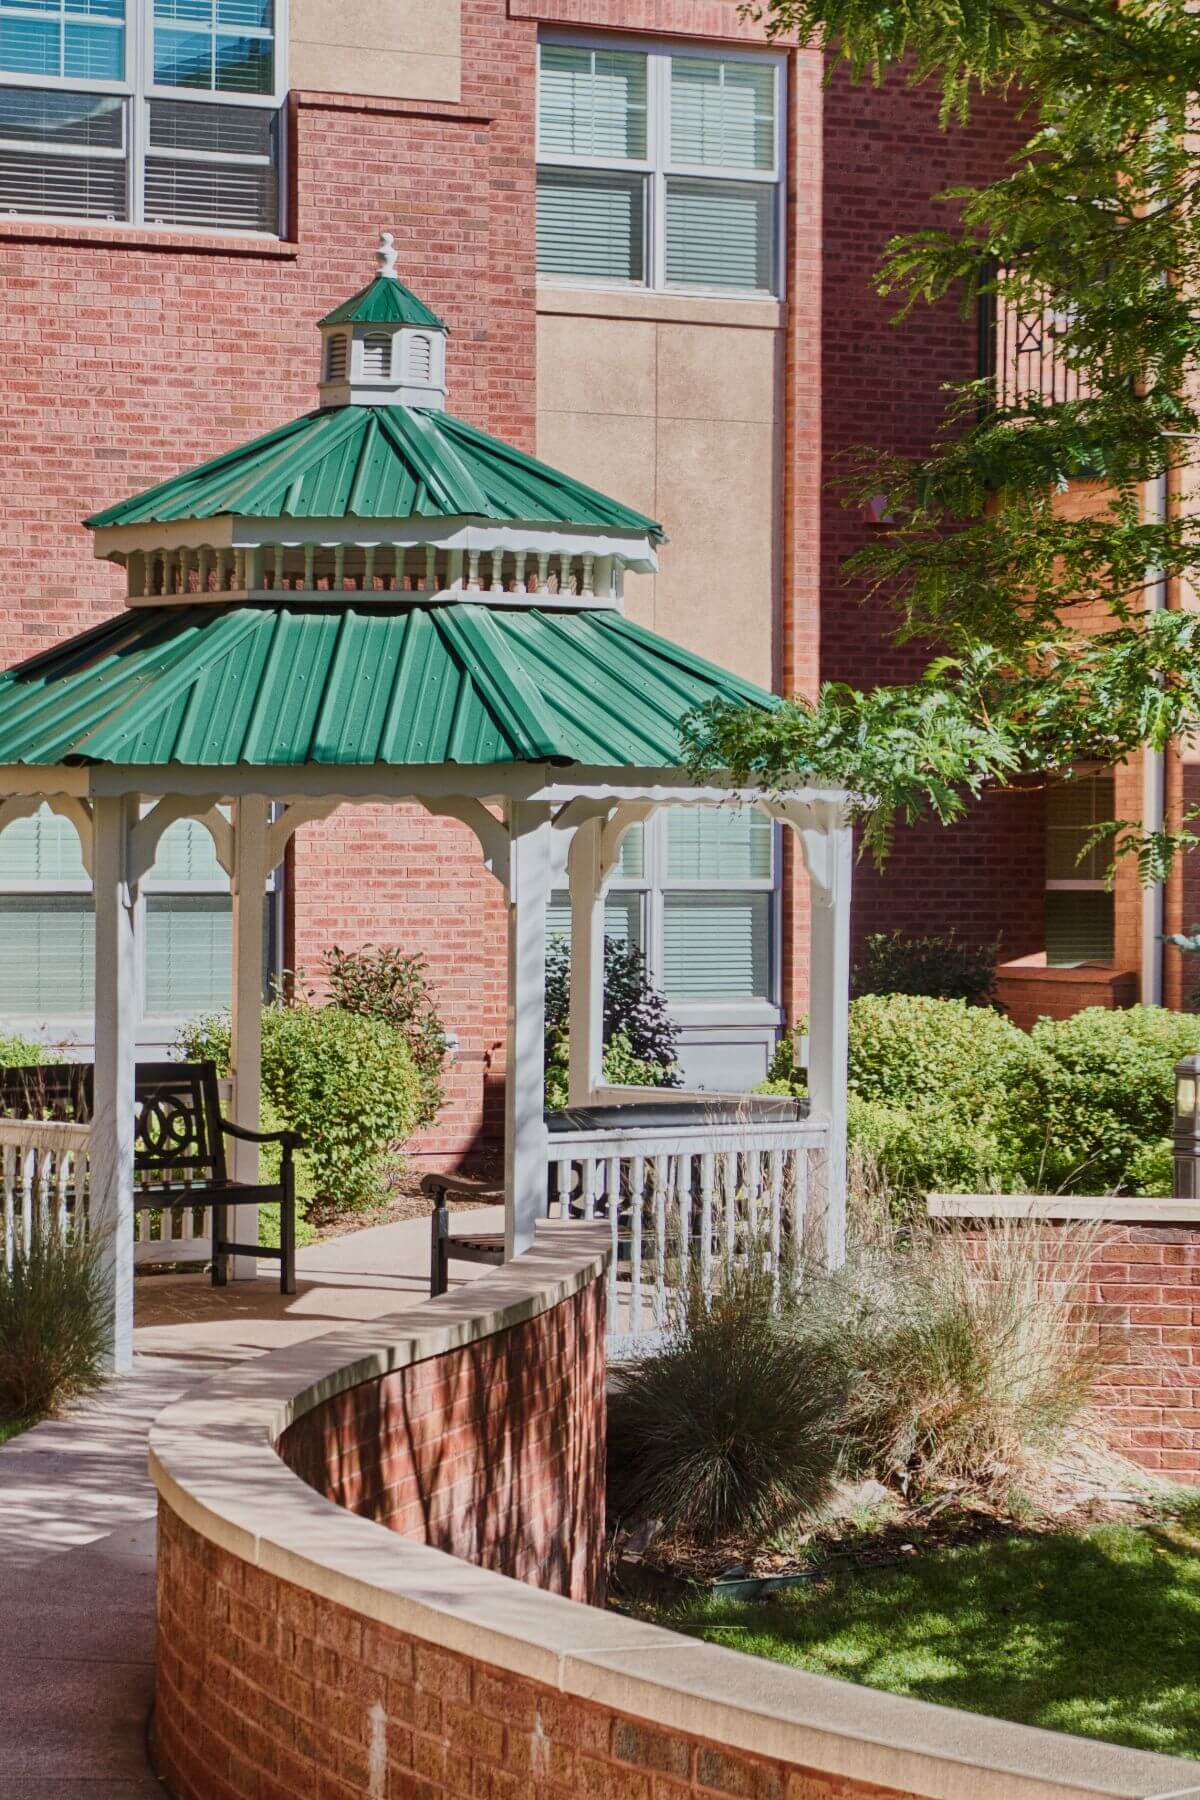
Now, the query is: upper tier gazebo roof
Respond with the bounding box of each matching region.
[317,272,448,330]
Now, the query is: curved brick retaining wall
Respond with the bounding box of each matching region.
[148,1221,1200,1800]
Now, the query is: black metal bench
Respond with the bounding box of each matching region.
[0,1059,302,1294]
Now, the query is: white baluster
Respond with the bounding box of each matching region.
[654,1154,668,1330]
[333,545,346,590]
[555,1156,570,1219]
[676,1155,690,1289]
[363,545,376,592]
[581,554,595,597]
[769,1149,783,1298]
[466,549,481,591]
[273,544,285,589]
[607,1155,620,1325]
[558,553,572,594]
[723,1151,737,1273]
[791,1149,809,1288]
[514,550,528,592]
[3,1145,13,1271]
[303,544,315,591]
[629,1154,645,1337]
[425,545,438,591]
[536,551,550,594]
[700,1152,714,1299]
[178,547,191,594]
[392,544,405,589]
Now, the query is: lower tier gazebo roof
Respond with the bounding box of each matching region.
[0,600,778,771]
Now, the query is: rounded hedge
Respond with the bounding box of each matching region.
[847,993,1036,1113]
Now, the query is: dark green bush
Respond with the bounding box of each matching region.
[180,1002,422,1213]
[321,944,447,1128]
[544,1027,664,1111]
[1016,1007,1200,1193]
[545,937,679,1086]
[857,930,1000,1007]
[0,1225,107,1421]
[607,1254,842,1542]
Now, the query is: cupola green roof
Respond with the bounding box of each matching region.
[318,274,447,331]
[85,404,664,539]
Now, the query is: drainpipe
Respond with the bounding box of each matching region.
[1142,467,1168,1006]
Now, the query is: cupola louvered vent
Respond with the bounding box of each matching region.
[324,333,348,382]
[361,331,392,377]
[407,334,433,382]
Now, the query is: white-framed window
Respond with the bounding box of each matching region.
[0,805,276,1041]
[548,804,778,1011]
[1044,772,1115,967]
[536,34,784,298]
[0,0,283,231]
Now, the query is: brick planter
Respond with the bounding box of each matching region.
[148,1221,1200,1800]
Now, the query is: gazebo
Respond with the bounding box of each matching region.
[0,235,852,1370]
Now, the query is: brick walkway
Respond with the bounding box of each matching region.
[0,1209,501,1798]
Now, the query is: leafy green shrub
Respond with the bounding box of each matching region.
[848,1093,1019,1209]
[847,992,1036,1114]
[545,937,679,1086]
[608,1252,841,1541]
[857,930,1000,1007]
[0,1224,106,1422]
[0,1034,48,1068]
[1017,1007,1200,1193]
[179,1003,421,1213]
[321,944,447,1128]
[794,1222,1101,1490]
[1129,1137,1174,1199]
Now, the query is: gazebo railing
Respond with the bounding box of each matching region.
[545,1110,828,1359]
[0,1118,90,1267]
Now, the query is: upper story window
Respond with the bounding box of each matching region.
[0,0,281,231]
[536,36,783,298]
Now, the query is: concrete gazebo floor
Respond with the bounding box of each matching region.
[0,1208,502,1798]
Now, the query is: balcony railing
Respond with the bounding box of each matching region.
[979,263,1088,412]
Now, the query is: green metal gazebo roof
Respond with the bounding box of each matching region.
[317,273,447,330]
[0,601,776,768]
[86,405,664,540]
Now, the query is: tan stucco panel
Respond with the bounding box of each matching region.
[536,292,781,688]
[290,0,460,101]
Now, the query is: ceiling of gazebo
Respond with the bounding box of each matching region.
[0,601,777,769]
[85,404,664,540]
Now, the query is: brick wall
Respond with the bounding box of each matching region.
[958,1219,1200,1483]
[154,1502,921,1800]
[819,70,1048,968]
[278,1275,607,1603]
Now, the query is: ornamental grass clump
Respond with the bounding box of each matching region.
[0,1222,107,1423]
[796,1221,1102,1492]
[607,1252,842,1543]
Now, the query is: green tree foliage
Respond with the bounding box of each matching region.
[686,0,1200,875]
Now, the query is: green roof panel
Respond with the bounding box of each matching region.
[0,602,776,769]
[318,275,448,330]
[86,406,663,541]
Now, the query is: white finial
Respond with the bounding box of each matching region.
[376,230,398,279]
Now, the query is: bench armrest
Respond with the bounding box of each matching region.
[220,1115,304,1151]
[421,1170,502,1204]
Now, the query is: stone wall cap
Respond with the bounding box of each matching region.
[930,1195,1200,1225]
[148,1220,1200,1800]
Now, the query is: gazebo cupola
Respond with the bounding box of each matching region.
[86,231,663,611]
[317,231,449,410]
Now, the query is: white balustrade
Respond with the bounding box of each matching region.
[544,1110,826,1359]
[0,1119,90,1268]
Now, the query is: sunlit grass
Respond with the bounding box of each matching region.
[657,1512,1200,1759]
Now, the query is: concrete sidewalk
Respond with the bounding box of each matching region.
[0,1208,502,1798]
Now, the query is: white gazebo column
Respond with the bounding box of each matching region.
[229,795,269,1278]
[567,815,605,1107]
[92,793,138,1372]
[804,815,853,1269]
[504,800,554,1258]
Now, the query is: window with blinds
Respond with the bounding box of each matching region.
[0,0,280,228]
[1044,773,1115,967]
[543,805,776,1017]
[0,805,247,1026]
[536,36,781,296]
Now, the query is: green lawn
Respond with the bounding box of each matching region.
[0,1418,28,1446]
[652,1515,1200,1760]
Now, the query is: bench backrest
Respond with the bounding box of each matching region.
[0,1060,229,1187]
